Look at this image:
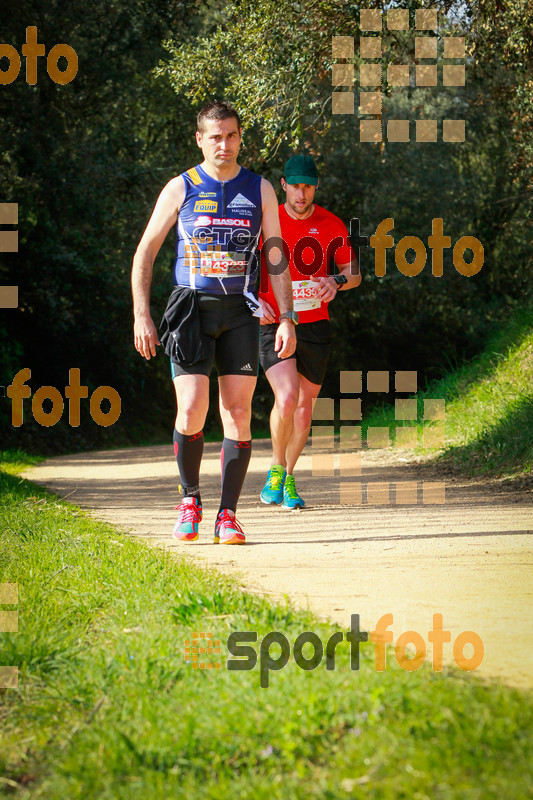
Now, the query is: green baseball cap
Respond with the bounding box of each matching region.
[283,154,319,185]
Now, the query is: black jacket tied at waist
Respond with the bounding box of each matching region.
[159,286,209,365]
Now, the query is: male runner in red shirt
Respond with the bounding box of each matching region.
[258,154,361,509]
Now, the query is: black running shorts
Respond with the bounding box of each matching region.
[170,293,260,378]
[259,319,332,386]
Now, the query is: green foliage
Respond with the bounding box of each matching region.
[162,0,532,421]
[1,0,531,453]
[473,0,533,170]
[160,0,356,155]
[0,0,198,451]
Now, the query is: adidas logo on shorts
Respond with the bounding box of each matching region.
[241,363,253,371]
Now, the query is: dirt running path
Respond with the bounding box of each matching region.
[22,441,533,689]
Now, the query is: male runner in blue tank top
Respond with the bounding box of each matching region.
[131,100,296,544]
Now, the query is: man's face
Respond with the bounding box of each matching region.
[196,117,241,169]
[282,180,317,217]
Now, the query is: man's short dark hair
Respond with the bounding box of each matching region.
[197,100,241,133]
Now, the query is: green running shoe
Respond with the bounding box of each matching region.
[260,465,286,504]
[282,474,305,509]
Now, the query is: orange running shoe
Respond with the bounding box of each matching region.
[213,509,246,545]
[173,496,202,542]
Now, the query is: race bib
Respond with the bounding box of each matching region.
[200,252,247,277]
[292,280,320,311]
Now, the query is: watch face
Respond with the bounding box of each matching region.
[280,311,298,324]
[334,274,348,285]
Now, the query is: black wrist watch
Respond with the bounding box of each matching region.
[333,274,348,288]
[279,310,299,326]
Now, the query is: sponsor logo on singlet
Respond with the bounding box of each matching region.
[195,216,251,228]
[198,192,217,198]
[227,193,256,209]
[194,199,218,212]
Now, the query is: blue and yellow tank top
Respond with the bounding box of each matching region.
[174,164,262,298]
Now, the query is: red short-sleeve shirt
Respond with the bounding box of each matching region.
[259,203,355,323]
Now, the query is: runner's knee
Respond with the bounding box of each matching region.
[294,403,313,431]
[274,389,298,419]
[177,407,206,434]
[221,402,251,429]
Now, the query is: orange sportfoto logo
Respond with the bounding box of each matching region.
[0,27,78,85]
[7,368,121,427]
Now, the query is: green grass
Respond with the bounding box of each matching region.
[1,455,532,798]
[363,304,533,478]
[0,450,45,476]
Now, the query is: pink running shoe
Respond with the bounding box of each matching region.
[213,509,246,545]
[173,496,202,542]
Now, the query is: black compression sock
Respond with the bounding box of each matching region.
[173,429,203,502]
[219,438,252,513]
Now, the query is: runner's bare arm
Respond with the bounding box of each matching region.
[258,297,277,324]
[132,176,185,360]
[312,253,361,302]
[336,257,361,289]
[260,179,296,358]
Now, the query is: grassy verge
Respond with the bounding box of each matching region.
[1,457,532,798]
[363,304,533,478]
[0,450,45,476]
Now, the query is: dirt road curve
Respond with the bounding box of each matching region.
[22,440,533,689]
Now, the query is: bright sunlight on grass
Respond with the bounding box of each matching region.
[363,304,533,478]
[1,455,532,798]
